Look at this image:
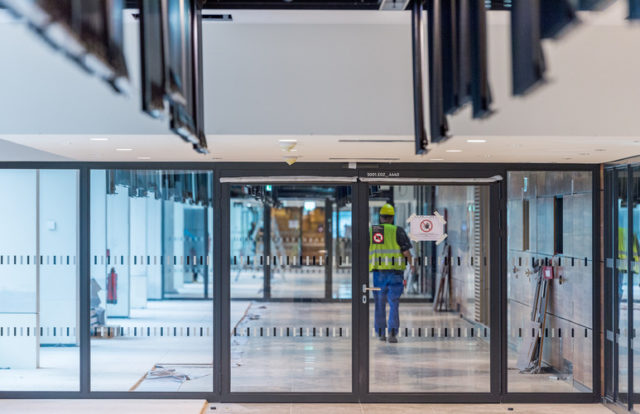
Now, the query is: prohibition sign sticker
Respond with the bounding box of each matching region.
[407,212,447,244]
[420,219,433,233]
[373,232,384,244]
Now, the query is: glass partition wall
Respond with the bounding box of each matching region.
[228,184,353,392]
[367,184,492,393]
[89,170,213,392]
[604,164,640,410]
[507,171,594,394]
[0,165,599,402]
[0,169,79,391]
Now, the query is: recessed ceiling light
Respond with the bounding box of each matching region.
[466,139,486,143]
[90,137,109,141]
[116,148,133,151]
[430,158,444,161]
[137,156,151,160]
[445,149,462,153]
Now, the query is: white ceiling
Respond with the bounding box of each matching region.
[2,134,637,164]
[0,1,639,164]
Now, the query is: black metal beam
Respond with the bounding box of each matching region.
[511,0,546,95]
[426,0,449,143]
[127,0,381,10]
[441,1,459,114]
[540,0,577,39]
[470,0,492,118]
[263,203,272,299]
[630,0,640,19]
[411,0,428,154]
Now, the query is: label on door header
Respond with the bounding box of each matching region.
[365,172,400,178]
[407,211,448,244]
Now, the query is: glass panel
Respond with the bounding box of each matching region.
[229,184,352,392]
[507,171,593,393]
[90,170,213,392]
[0,169,79,391]
[368,184,491,392]
[633,167,640,399]
[616,168,629,402]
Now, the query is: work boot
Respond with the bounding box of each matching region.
[378,335,387,342]
[388,335,398,344]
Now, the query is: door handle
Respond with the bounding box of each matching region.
[362,284,381,293]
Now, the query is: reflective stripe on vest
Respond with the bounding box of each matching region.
[369,223,405,271]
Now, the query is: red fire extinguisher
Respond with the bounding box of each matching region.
[107,267,118,304]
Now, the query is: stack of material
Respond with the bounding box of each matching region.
[516,263,552,373]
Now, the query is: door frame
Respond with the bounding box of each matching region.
[355,173,503,403]
[0,161,599,403]
[215,162,600,404]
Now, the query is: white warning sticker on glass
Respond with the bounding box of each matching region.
[407,211,447,244]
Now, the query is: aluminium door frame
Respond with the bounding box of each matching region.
[603,163,640,411]
[355,172,502,403]
[217,169,361,403]
[0,161,600,404]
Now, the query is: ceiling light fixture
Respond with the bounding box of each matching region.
[445,149,462,153]
[279,139,298,152]
[430,158,444,161]
[116,148,133,151]
[466,139,486,143]
[284,156,299,166]
[90,137,109,141]
[137,156,151,160]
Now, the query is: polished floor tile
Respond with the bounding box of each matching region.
[0,399,207,414]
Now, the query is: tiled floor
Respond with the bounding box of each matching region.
[0,400,613,414]
[211,403,612,414]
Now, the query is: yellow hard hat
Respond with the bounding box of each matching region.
[380,203,395,216]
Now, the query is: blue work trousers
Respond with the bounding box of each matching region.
[373,270,404,336]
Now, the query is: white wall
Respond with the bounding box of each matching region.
[129,196,147,309]
[146,195,163,300]
[0,170,37,368]
[0,170,78,367]
[38,170,78,345]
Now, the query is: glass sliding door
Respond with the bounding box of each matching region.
[366,184,492,393]
[229,183,353,392]
[0,169,80,391]
[89,169,213,392]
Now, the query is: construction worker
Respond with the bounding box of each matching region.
[369,203,415,343]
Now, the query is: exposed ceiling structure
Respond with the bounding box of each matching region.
[0,1,639,164]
